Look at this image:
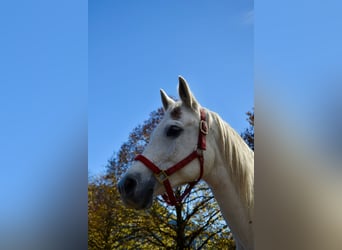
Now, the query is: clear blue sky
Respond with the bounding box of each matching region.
[89,0,254,176]
[0,0,87,248]
[255,1,342,149]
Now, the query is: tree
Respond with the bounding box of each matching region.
[88,175,117,250]
[89,107,234,249]
[88,173,177,249]
[241,108,254,151]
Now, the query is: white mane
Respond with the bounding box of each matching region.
[208,110,254,208]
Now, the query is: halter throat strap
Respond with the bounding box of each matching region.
[134,108,208,206]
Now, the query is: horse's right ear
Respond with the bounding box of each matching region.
[160,89,175,111]
[178,76,199,110]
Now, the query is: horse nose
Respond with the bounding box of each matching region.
[118,176,137,197]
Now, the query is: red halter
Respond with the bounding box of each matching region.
[134,109,208,206]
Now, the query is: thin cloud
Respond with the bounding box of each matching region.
[243,10,254,25]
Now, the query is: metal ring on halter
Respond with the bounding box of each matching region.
[154,170,169,183]
[200,120,209,135]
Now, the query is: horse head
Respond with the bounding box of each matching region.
[118,76,214,209]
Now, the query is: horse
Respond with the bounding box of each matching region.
[118,76,254,250]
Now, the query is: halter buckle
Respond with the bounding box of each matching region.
[155,170,169,183]
[200,120,208,135]
[196,148,204,156]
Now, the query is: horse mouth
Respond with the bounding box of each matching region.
[118,172,156,210]
[122,187,154,210]
[140,188,154,209]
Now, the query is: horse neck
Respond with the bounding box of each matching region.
[203,111,254,249]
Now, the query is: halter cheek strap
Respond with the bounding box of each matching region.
[134,109,208,206]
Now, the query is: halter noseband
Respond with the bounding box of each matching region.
[134,109,208,206]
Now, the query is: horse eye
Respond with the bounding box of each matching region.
[166,125,183,137]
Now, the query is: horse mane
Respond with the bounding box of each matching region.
[208,110,254,208]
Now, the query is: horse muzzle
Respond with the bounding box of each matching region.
[118,173,155,210]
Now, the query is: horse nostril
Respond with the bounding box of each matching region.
[124,176,137,196]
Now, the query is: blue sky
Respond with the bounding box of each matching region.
[0,0,87,248]
[256,1,342,106]
[89,0,254,176]
[255,0,342,150]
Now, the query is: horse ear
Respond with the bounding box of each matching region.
[160,89,175,111]
[178,76,199,110]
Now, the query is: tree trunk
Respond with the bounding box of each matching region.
[175,192,185,249]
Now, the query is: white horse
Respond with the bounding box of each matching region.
[118,76,254,249]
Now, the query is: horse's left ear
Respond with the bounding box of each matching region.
[160,89,175,111]
[178,76,199,110]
